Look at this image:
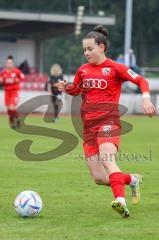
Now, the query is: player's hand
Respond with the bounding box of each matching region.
[0,77,3,84]
[57,80,67,92]
[15,78,19,83]
[53,83,58,87]
[143,97,156,117]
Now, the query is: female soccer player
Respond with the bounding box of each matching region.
[0,55,25,128]
[58,26,156,218]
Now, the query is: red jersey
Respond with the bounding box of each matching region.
[66,58,149,100]
[0,67,25,91]
[66,58,149,122]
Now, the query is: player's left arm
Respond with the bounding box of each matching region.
[15,69,25,83]
[116,64,156,117]
[0,76,3,84]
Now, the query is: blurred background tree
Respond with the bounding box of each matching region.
[0,0,159,73]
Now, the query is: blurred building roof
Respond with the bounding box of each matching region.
[0,10,115,39]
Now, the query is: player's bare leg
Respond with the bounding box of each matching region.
[86,154,110,186]
[99,142,129,218]
[99,143,120,174]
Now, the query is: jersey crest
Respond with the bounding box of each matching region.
[102,67,110,75]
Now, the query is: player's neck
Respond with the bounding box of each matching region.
[7,68,13,72]
[96,56,107,65]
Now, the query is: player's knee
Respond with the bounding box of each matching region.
[8,105,16,110]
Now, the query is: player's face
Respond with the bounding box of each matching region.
[83,38,105,65]
[6,59,14,70]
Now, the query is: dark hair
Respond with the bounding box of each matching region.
[83,25,109,52]
[7,55,14,60]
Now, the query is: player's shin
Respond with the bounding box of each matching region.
[109,172,125,204]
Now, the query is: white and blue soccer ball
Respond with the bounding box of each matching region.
[14,190,42,217]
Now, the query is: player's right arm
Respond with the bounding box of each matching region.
[0,71,4,84]
[57,68,81,96]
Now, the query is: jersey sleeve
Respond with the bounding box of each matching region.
[17,69,25,81]
[65,68,81,96]
[115,63,150,93]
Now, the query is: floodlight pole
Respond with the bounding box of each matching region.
[75,6,85,36]
[124,0,133,55]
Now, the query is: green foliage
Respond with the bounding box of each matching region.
[133,0,159,66]
[44,33,85,74]
[0,0,159,71]
[0,0,68,13]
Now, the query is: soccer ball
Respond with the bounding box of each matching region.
[14,190,42,217]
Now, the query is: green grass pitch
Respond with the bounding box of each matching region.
[0,114,159,240]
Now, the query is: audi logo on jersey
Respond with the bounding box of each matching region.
[82,78,107,89]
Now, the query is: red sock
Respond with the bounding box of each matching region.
[109,172,125,198]
[7,109,12,116]
[123,173,131,185]
[8,109,13,123]
[8,109,18,122]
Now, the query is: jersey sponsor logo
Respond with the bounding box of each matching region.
[102,67,110,75]
[103,125,112,137]
[127,69,139,79]
[11,73,16,77]
[82,78,107,89]
[5,78,14,84]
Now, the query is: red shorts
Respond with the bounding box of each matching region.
[83,124,121,158]
[5,90,19,107]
